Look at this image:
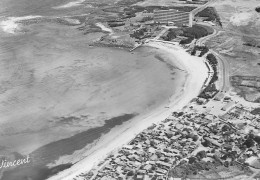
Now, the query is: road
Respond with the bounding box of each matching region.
[195,23,230,97]
[195,27,217,46]
[210,49,230,93]
[148,39,179,46]
[152,20,231,96]
[151,13,231,98]
[190,0,217,21]
[153,28,170,40]
[130,27,172,52]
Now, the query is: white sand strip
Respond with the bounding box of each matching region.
[47,42,208,180]
[95,22,114,34]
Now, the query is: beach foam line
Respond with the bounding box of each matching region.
[53,0,88,9]
[0,15,42,34]
[95,22,114,34]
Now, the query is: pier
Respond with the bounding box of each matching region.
[129,43,142,52]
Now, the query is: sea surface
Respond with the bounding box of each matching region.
[0,0,182,179]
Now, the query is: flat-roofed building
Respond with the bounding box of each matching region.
[153,9,192,27]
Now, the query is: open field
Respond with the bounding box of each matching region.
[205,0,260,102]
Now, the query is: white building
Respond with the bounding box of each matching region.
[154,9,192,27]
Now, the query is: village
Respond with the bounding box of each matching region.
[71,0,260,179]
[78,96,260,180]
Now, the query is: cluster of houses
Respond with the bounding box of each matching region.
[221,105,260,130]
[83,104,260,180]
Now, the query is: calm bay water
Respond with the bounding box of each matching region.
[0,0,181,179]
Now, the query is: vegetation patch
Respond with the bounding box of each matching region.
[196,7,222,26]
[182,25,210,39]
[231,76,260,103]
[107,21,125,27]
[243,43,260,48]
[169,160,252,179]
[231,76,260,89]
[256,7,260,13]
[199,53,219,99]
[130,27,152,39]
[251,108,260,115]
[163,25,211,44]
[116,0,145,6]
[206,54,218,83]
[199,83,218,99]
[191,46,209,57]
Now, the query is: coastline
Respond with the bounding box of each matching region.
[47,41,208,180]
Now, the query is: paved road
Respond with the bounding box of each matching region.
[210,50,230,93]
[191,0,217,19]
[195,23,230,97]
[153,28,169,40]
[195,27,217,46]
[148,39,178,46]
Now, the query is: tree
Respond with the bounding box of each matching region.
[222,124,230,132]
[127,171,134,176]
[243,138,255,148]
[188,157,197,164]
[196,151,206,159]
[254,135,260,144]
[202,139,211,147]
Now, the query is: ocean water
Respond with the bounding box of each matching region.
[0,0,182,179]
[0,0,84,17]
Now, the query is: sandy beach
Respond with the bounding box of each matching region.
[47,41,208,180]
[0,17,184,179]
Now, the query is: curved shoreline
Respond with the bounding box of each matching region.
[48,42,208,180]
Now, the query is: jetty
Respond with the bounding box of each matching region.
[129,43,142,52]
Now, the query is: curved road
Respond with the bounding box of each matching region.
[210,49,230,93]
[191,0,218,19]
[195,23,230,96]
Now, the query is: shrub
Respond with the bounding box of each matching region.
[127,171,134,176]
[180,37,193,44]
[251,108,260,115]
[182,25,209,39]
[243,138,255,148]
[196,7,222,26]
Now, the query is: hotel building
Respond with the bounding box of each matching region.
[154,9,192,27]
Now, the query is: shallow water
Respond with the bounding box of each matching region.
[0,21,178,154]
[1,114,136,180]
[0,17,180,180]
[0,0,181,179]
